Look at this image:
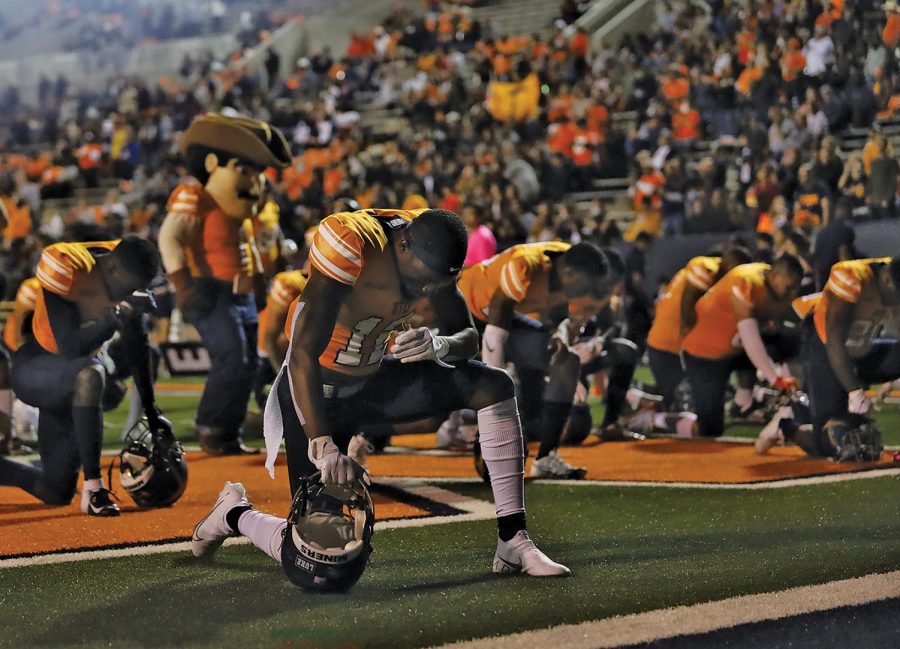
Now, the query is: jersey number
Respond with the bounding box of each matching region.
[334,316,407,367]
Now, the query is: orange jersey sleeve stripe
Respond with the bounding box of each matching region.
[309,216,366,285]
[15,278,40,310]
[685,258,717,290]
[499,258,529,302]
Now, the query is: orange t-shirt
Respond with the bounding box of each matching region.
[884,14,900,48]
[165,180,248,283]
[672,110,700,140]
[682,263,771,359]
[647,256,721,354]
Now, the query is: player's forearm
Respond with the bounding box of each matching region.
[826,341,862,393]
[442,326,479,360]
[265,334,286,371]
[288,346,331,440]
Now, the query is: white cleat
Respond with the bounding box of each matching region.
[493,530,571,577]
[191,481,250,557]
[755,405,791,455]
[529,450,587,479]
[348,434,375,470]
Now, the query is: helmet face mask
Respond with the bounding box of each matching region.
[117,417,188,508]
[825,418,884,462]
[281,472,375,593]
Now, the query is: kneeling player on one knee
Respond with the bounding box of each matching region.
[1,237,160,516]
[258,207,569,576]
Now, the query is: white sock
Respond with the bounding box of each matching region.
[83,478,102,493]
[626,387,644,409]
[123,385,143,439]
[237,509,287,563]
[652,413,668,430]
[734,388,753,409]
[676,412,697,437]
[476,397,525,517]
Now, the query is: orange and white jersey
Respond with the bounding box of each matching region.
[258,270,307,356]
[3,277,40,351]
[647,256,721,354]
[791,292,821,320]
[813,258,891,343]
[682,263,772,359]
[457,241,572,321]
[287,208,428,380]
[32,241,120,354]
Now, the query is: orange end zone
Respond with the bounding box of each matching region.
[372,434,895,483]
[0,452,432,559]
[1,436,893,559]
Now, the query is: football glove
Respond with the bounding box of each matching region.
[308,436,357,485]
[390,327,452,367]
[848,389,872,415]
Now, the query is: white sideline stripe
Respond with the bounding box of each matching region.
[434,570,900,649]
[0,485,494,569]
[375,468,900,489]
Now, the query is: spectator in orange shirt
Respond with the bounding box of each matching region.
[884,1,900,48]
[661,69,690,103]
[671,102,701,146]
[570,26,589,60]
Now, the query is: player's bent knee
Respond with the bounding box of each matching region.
[468,365,515,410]
[74,365,105,404]
[607,338,640,366]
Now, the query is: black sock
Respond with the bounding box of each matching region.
[72,405,102,480]
[537,401,573,459]
[497,512,526,542]
[225,505,254,534]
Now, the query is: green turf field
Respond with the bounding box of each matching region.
[2,478,898,648]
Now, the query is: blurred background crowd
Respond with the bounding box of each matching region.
[0,0,897,302]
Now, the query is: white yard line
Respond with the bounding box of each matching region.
[0,484,495,569]
[381,467,900,489]
[434,570,900,649]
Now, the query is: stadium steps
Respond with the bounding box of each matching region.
[470,0,561,36]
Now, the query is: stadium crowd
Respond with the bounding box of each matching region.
[0,0,893,375]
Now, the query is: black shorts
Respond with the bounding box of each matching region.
[12,341,100,411]
[276,358,496,494]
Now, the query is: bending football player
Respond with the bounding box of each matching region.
[192,208,569,579]
[458,242,642,477]
[757,257,900,459]
[681,257,804,437]
[0,237,160,516]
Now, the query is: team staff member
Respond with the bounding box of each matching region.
[802,257,900,456]
[253,270,307,407]
[0,237,159,515]
[681,257,804,437]
[458,241,628,478]
[159,113,291,455]
[257,207,568,576]
[646,248,752,408]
